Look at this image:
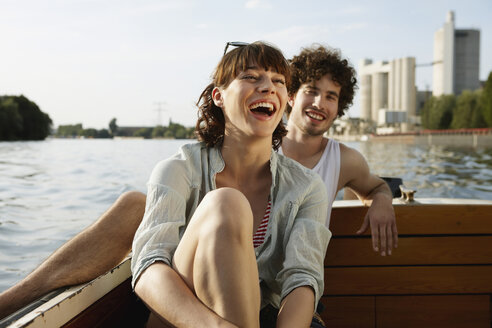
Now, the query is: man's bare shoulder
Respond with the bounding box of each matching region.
[337,142,371,189]
[338,142,366,165]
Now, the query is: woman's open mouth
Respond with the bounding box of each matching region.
[249,102,276,117]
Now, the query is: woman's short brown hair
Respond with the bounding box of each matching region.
[196,41,290,150]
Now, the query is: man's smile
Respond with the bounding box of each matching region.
[305,109,327,121]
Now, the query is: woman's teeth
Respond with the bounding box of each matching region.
[249,102,275,115]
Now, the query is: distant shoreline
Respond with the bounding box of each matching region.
[332,128,492,147]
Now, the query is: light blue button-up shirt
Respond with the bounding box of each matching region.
[131,142,331,309]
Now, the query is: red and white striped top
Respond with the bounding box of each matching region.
[253,199,271,248]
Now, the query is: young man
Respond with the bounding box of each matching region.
[0,45,397,320]
[281,45,397,256]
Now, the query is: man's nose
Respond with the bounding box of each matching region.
[313,95,324,109]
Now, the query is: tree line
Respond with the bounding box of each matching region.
[0,95,52,141]
[0,94,195,141]
[130,122,195,139]
[421,72,492,130]
[56,123,112,138]
[56,118,195,139]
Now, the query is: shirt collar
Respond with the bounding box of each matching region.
[210,145,278,190]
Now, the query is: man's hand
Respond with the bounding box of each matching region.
[356,193,398,256]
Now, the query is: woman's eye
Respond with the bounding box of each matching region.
[243,75,257,80]
[274,79,286,85]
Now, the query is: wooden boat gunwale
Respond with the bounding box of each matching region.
[4,257,131,328]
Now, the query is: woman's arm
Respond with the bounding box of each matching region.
[132,151,225,327]
[135,262,237,328]
[276,286,315,328]
[276,175,330,319]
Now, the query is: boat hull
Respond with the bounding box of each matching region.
[6,198,492,327]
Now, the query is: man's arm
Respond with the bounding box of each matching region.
[338,144,398,256]
[0,191,146,320]
[276,286,315,328]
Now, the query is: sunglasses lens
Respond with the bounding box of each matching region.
[223,41,250,55]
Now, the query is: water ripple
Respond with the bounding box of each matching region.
[0,139,191,291]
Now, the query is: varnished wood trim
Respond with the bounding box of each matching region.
[325,236,492,266]
[325,265,492,295]
[330,203,492,235]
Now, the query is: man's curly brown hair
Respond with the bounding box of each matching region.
[287,45,357,117]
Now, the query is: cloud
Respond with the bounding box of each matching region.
[245,0,272,9]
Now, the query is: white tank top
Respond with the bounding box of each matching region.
[279,138,340,228]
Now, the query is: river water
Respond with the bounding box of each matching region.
[0,138,491,292]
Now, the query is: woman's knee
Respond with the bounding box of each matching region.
[198,188,253,239]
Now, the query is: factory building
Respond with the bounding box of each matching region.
[433,11,480,96]
[359,57,416,132]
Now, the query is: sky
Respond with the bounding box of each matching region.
[1,0,491,129]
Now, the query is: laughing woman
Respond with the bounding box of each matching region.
[131,41,331,328]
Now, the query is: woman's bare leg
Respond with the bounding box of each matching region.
[0,191,146,319]
[172,188,260,327]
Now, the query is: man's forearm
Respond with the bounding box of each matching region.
[361,182,393,206]
[276,286,315,328]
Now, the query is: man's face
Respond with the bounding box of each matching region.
[288,74,341,136]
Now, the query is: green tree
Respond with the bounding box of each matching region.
[152,125,167,138]
[481,72,492,127]
[451,90,484,129]
[82,128,98,138]
[0,97,23,140]
[420,97,432,128]
[57,124,83,137]
[421,95,455,129]
[187,127,195,138]
[109,118,118,137]
[96,129,111,138]
[471,101,486,128]
[15,95,52,140]
[0,95,52,141]
[134,127,153,139]
[175,126,187,139]
[167,121,193,139]
[164,130,174,138]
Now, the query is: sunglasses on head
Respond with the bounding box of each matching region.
[223,41,250,55]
